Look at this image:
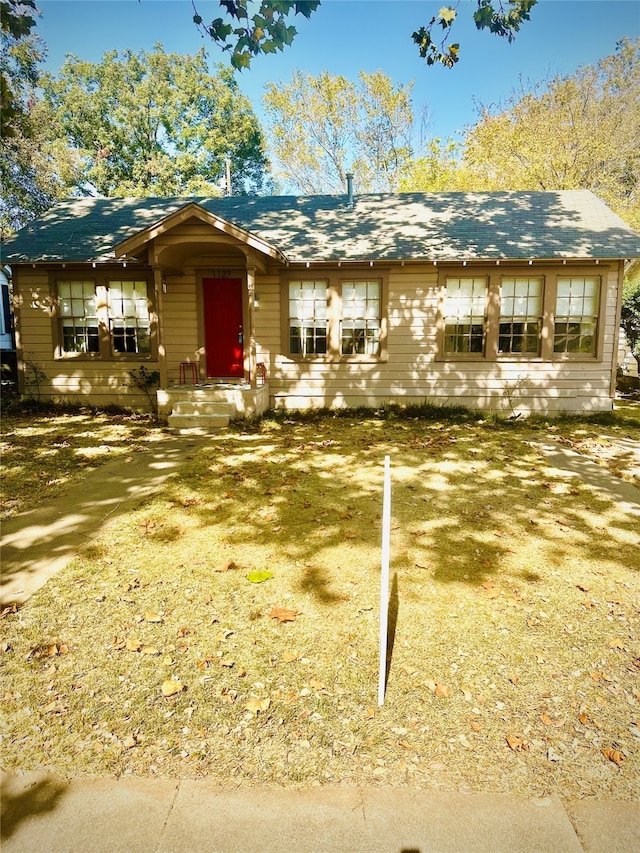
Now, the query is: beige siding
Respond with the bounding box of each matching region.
[256,265,620,415]
[15,269,157,411]
[15,259,622,416]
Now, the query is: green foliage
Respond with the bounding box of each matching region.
[264,70,414,193]
[0,1,79,236]
[193,1,536,70]
[0,0,40,137]
[621,275,640,356]
[458,38,640,231]
[193,0,320,70]
[128,365,161,416]
[43,44,271,197]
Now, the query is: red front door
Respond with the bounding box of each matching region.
[203,278,244,378]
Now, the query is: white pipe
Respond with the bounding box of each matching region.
[378,454,391,705]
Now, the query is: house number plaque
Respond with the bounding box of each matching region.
[212,269,232,278]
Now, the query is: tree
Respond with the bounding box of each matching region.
[43,44,271,197]
[1,0,40,137]
[457,38,640,231]
[621,270,640,357]
[0,0,80,236]
[264,70,414,194]
[192,1,537,70]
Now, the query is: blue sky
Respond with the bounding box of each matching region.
[37,1,640,144]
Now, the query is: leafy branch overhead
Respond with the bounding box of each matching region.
[192,1,320,70]
[192,0,537,70]
[415,0,538,67]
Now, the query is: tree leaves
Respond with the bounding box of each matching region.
[246,569,274,583]
[269,606,298,623]
[161,678,185,697]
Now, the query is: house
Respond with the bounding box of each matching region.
[4,189,640,426]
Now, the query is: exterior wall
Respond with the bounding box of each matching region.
[13,255,622,417]
[255,263,620,415]
[13,267,158,411]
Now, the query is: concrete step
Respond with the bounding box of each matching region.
[167,413,230,431]
[173,401,235,416]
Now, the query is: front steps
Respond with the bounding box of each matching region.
[158,383,269,432]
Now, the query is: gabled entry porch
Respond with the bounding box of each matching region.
[112,201,286,425]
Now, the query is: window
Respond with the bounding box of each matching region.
[55,274,154,359]
[58,281,99,354]
[341,281,380,355]
[283,272,386,358]
[289,281,328,356]
[287,277,384,358]
[108,280,151,354]
[443,277,487,354]
[554,276,599,354]
[439,266,602,362]
[499,277,542,355]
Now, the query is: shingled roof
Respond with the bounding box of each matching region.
[3,190,639,264]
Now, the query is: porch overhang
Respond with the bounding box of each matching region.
[113,201,290,266]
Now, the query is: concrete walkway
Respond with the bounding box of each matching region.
[1,771,639,853]
[1,431,639,852]
[0,433,207,606]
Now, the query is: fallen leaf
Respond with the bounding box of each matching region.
[246,570,274,584]
[601,747,625,766]
[221,687,237,704]
[540,713,565,728]
[142,646,159,655]
[126,638,142,652]
[245,697,270,715]
[506,733,529,752]
[145,611,164,623]
[435,683,450,698]
[282,650,299,662]
[214,559,236,573]
[364,707,376,719]
[608,638,626,650]
[269,606,298,623]
[122,735,137,750]
[161,678,185,697]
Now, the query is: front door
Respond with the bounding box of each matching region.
[203,278,244,378]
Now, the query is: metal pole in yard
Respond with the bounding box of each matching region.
[378,455,391,706]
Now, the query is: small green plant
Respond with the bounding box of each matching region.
[22,356,47,402]
[128,365,161,417]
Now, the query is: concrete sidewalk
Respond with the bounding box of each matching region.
[0,433,206,606]
[2,772,639,853]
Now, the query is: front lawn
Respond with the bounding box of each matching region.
[1,407,639,799]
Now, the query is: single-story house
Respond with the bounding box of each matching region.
[4,189,640,426]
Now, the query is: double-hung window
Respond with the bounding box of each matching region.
[439,267,602,361]
[58,281,99,354]
[341,281,380,355]
[498,277,543,355]
[442,277,487,354]
[289,281,328,356]
[286,276,384,358]
[108,280,151,354]
[553,276,599,355]
[55,274,154,359]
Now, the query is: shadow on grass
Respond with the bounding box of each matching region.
[159,419,639,605]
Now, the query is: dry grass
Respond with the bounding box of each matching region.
[1,406,639,799]
[0,407,166,520]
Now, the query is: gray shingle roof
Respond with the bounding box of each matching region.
[3,190,639,264]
